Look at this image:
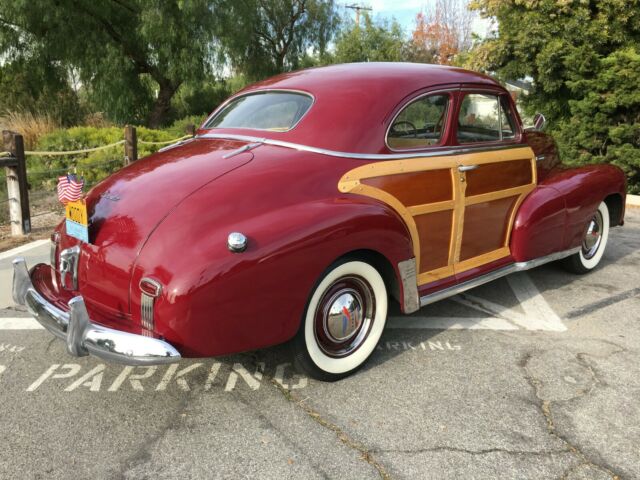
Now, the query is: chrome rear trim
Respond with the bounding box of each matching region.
[13,258,181,366]
[419,248,580,308]
[197,133,528,160]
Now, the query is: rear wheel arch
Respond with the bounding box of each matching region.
[330,249,400,305]
[604,193,624,227]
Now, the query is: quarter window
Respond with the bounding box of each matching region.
[387,94,450,150]
[457,93,517,143]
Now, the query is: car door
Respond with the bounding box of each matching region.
[339,89,460,286]
[452,90,537,276]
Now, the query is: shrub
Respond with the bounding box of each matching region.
[27,126,184,192]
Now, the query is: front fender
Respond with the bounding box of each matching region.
[132,196,413,357]
[511,164,626,261]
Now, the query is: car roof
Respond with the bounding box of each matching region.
[245,62,499,94]
[213,63,504,154]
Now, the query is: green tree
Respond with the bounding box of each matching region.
[333,13,406,63]
[215,0,340,81]
[0,0,217,127]
[0,56,82,123]
[469,0,640,192]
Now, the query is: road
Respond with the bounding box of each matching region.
[0,211,638,479]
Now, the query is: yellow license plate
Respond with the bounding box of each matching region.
[65,200,88,225]
[65,200,89,243]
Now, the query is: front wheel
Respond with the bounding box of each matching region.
[292,260,388,381]
[562,201,610,274]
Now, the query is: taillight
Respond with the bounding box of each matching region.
[139,278,162,331]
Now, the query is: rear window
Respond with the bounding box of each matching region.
[204,91,313,132]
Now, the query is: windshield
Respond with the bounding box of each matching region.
[204,91,313,132]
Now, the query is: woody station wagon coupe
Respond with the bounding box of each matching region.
[13,63,626,380]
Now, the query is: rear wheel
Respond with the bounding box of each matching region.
[562,201,610,274]
[292,260,388,381]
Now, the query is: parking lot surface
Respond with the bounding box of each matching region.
[0,210,638,479]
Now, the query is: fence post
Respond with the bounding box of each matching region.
[185,124,196,137]
[2,131,31,236]
[124,125,137,165]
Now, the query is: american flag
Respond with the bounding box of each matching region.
[57,174,84,204]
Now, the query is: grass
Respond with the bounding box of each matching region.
[0,110,61,150]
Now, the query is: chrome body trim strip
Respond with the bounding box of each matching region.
[398,258,420,314]
[419,247,580,308]
[222,141,263,159]
[197,133,529,160]
[13,258,181,365]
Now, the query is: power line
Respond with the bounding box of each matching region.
[345,3,372,27]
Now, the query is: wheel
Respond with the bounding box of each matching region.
[562,201,610,274]
[292,260,388,381]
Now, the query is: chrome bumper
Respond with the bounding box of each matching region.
[12,257,181,365]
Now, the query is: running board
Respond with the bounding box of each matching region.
[419,247,580,308]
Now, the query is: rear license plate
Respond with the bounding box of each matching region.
[65,200,89,243]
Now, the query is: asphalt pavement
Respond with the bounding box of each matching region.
[0,211,638,479]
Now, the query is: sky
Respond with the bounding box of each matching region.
[347,0,492,38]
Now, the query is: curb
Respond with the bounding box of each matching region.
[0,239,49,261]
[627,194,640,209]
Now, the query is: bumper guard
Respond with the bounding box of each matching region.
[12,257,181,365]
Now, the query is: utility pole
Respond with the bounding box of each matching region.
[346,3,372,27]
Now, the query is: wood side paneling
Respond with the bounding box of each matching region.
[414,210,453,272]
[459,196,518,261]
[362,169,452,206]
[465,159,532,197]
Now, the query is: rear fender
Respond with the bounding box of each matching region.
[133,197,414,357]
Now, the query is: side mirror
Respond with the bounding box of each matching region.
[529,113,546,131]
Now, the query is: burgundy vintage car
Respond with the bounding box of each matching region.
[13,63,626,380]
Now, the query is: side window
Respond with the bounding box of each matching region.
[457,93,517,143]
[387,94,449,150]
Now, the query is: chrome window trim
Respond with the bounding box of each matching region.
[197,132,529,160]
[201,88,315,133]
[385,89,454,153]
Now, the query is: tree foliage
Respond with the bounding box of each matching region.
[333,13,406,63]
[0,0,217,127]
[215,0,340,80]
[469,0,640,192]
[410,0,474,65]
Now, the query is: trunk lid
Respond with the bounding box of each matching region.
[73,137,253,314]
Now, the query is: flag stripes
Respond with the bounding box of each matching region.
[57,175,84,204]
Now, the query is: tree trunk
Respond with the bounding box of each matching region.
[148,81,178,129]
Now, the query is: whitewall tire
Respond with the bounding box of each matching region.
[293,260,388,381]
[563,201,610,274]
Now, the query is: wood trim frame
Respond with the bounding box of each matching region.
[338,146,537,286]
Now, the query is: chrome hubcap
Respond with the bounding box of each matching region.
[325,290,363,342]
[314,276,375,358]
[582,210,603,260]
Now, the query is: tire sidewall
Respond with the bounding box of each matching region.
[578,201,610,270]
[303,260,387,376]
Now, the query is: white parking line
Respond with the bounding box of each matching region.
[0,239,50,261]
[0,318,43,330]
[388,272,567,332]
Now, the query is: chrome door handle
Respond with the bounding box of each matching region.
[458,165,479,172]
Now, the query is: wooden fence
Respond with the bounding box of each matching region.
[1,124,195,237]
